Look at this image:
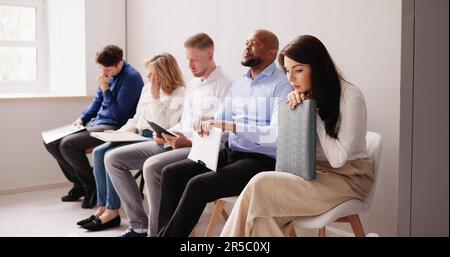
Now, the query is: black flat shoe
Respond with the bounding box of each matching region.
[83,216,121,231]
[77,215,96,226]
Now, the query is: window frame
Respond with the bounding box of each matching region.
[0,0,48,93]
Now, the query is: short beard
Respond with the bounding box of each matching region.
[192,68,207,78]
[241,58,262,68]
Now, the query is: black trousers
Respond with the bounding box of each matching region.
[158,145,276,237]
[43,124,116,195]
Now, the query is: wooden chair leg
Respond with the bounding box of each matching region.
[289,227,297,237]
[319,227,326,237]
[283,223,297,237]
[221,208,229,220]
[85,147,94,154]
[348,214,365,237]
[205,200,226,237]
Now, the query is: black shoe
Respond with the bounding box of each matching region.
[77,215,96,226]
[81,191,97,209]
[118,228,148,237]
[83,216,121,231]
[61,187,84,202]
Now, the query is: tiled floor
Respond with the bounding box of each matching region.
[0,186,345,237]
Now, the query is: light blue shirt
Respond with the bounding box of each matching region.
[215,62,292,158]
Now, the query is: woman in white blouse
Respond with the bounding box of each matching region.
[78,53,185,231]
[220,35,373,236]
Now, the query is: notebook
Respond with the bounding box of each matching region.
[188,127,222,171]
[90,131,149,142]
[42,124,86,144]
[276,100,317,180]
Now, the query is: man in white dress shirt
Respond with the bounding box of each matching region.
[105,33,232,237]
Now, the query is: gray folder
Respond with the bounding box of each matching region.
[276,100,317,180]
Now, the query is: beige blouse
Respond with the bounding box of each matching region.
[119,84,185,132]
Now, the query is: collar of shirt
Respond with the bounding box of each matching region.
[112,61,128,80]
[198,65,223,86]
[244,62,277,83]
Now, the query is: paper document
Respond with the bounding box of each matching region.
[188,127,222,171]
[42,124,86,144]
[90,131,149,142]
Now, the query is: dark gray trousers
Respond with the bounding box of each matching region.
[44,123,116,195]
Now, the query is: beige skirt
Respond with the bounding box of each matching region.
[220,158,374,237]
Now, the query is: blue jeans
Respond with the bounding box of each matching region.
[92,130,153,210]
[93,142,125,210]
[93,130,153,210]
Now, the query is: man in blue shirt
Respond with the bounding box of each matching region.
[156,30,292,236]
[44,45,143,209]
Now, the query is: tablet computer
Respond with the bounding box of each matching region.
[146,120,177,138]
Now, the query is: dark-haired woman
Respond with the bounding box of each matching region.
[221,35,373,236]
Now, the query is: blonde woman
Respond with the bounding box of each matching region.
[78,53,185,231]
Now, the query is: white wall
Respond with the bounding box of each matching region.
[47,0,86,96]
[0,98,91,190]
[85,0,126,95]
[127,0,402,236]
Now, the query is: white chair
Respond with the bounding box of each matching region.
[284,131,383,237]
[204,131,382,237]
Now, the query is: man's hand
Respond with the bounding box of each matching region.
[162,132,192,149]
[96,74,111,92]
[199,120,216,136]
[194,118,235,136]
[153,133,167,145]
[194,115,215,136]
[73,118,84,127]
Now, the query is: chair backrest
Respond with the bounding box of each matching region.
[364,131,383,208]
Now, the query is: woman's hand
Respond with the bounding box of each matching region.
[287,91,310,109]
[150,77,161,99]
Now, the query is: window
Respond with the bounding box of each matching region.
[0,0,47,94]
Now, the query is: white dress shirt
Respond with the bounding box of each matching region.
[316,80,369,168]
[170,66,232,139]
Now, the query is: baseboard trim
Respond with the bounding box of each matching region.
[0,182,71,196]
